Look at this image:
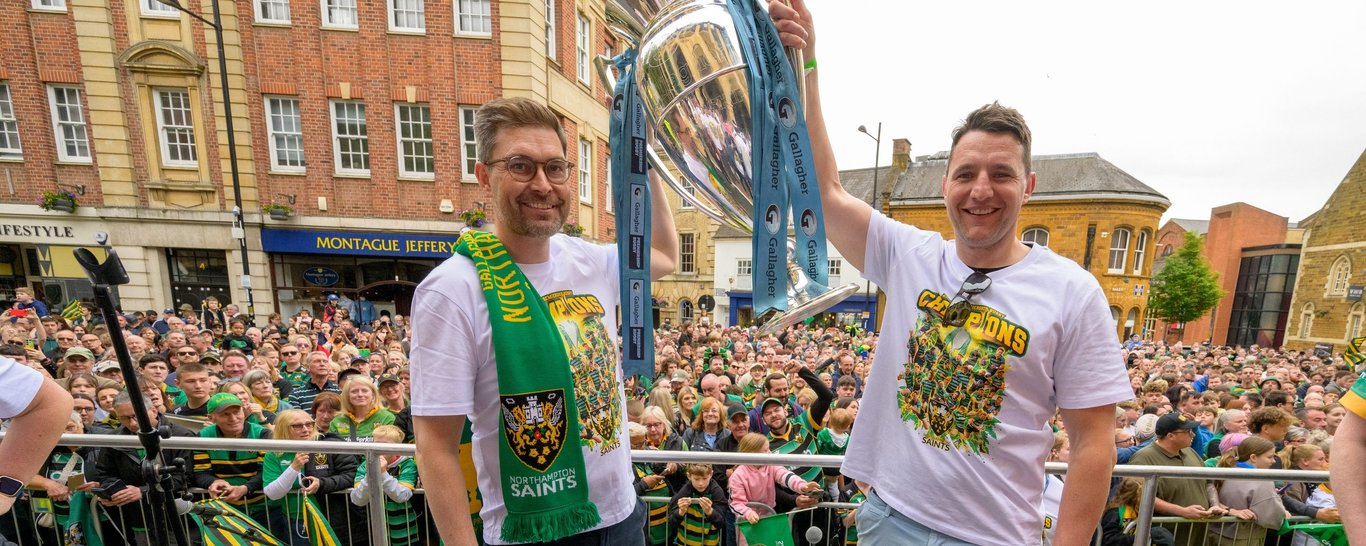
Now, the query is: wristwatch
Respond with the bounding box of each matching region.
[0,476,24,498]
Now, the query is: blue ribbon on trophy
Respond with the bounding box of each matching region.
[610,49,654,380]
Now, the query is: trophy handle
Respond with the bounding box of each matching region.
[594,54,618,92]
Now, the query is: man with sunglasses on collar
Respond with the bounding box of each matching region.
[769,3,1131,545]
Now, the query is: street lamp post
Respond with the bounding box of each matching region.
[857,123,881,332]
[165,0,256,324]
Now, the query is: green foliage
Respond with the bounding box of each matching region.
[1148,231,1223,324]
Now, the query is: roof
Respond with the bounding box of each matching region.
[884,152,1170,207]
[839,165,898,206]
[1171,218,1210,235]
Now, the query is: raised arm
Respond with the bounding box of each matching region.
[649,170,679,280]
[768,0,874,271]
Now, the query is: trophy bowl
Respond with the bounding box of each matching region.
[633,0,859,335]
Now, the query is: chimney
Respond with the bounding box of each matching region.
[892,138,912,170]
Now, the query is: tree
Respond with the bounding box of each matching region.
[1148,231,1223,326]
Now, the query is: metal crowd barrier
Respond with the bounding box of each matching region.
[0,434,1335,546]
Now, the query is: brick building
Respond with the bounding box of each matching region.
[1285,148,1366,352]
[884,147,1170,340]
[0,0,622,320]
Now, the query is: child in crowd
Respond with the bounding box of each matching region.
[728,433,820,544]
[668,464,726,546]
[814,407,853,497]
[630,422,672,546]
[350,425,422,546]
[1099,478,1176,546]
[1210,436,1287,546]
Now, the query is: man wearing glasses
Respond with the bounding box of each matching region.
[277,345,308,389]
[769,3,1131,544]
[411,97,678,545]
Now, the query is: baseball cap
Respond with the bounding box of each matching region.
[163,308,175,314]
[94,361,120,373]
[1155,412,1200,437]
[328,294,339,300]
[377,373,401,386]
[199,352,222,363]
[64,347,95,361]
[206,392,244,413]
[760,397,786,411]
[350,356,369,365]
[726,401,748,420]
[670,370,689,382]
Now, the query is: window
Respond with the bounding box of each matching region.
[459,106,478,179]
[330,100,369,175]
[576,14,591,84]
[679,233,695,274]
[142,0,180,16]
[255,0,290,23]
[1328,255,1351,296]
[47,85,90,162]
[1107,228,1131,273]
[679,299,693,322]
[455,0,491,35]
[1299,303,1314,338]
[679,179,696,209]
[1133,230,1150,275]
[265,97,304,172]
[829,259,842,277]
[0,83,21,159]
[322,0,357,28]
[736,258,752,276]
[604,154,613,213]
[1021,227,1049,247]
[31,0,65,11]
[395,103,433,178]
[544,0,556,58]
[389,0,425,31]
[578,139,592,203]
[154,89,197,167]
[1349,303,1365,339]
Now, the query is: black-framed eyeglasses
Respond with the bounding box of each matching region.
[943,271,992,327]
[485,155,574,184]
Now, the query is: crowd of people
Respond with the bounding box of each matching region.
[0,292,1359,545]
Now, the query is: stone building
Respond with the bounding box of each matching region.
[1285,148,1366,352]
[884,147,1170,340]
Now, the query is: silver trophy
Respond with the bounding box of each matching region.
[601,0,859,335]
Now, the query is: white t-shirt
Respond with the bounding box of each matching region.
[842,213,1132,545]
[410,234,634,545]
[0,356,43,418]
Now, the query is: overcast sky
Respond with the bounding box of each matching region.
[803,0,1366,223]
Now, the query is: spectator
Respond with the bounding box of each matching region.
[139,353,183,403]
[1208,436,1286,546]
[351,425,423,546]
[331,376,395,442]
[1206,409,1249,457]
[1279,443,1339,535]
[71,393,113,434]
[1097,478,1176,546]
[376,373,406,414]
[221,320,256,356]
[192,392,270,524]
[219,380,276,428]
[220,350,250,381]
[629,422,673,546]
[244,369,292,416]
[25,409,95,544]
[642,405,690,493]
[287,351,341,413]
[170,362,217,419]
[262,409,358,546]
[91,390,195,545]
[311,392,343,436]
[1127,412,1227,546]
[747,372,804,435]
[728,433,820,528]
[668,464,726,546]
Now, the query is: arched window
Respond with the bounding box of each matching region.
[1133,230,1150,275]
[1299,303,1314,338]
[1107,228,1132,273]
[1327,255,1351,296]
[1349,302,1365,339]
[1124,308,1139,338]
[1110,306,1121,323]
[1021,227,1049,247]
[679,298,694,322]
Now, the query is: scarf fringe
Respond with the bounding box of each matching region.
[501,503,602,544]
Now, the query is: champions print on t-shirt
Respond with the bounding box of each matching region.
[545,290,623,455]
[898,289,1032,455]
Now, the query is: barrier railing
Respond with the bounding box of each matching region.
[0,433,1334,546]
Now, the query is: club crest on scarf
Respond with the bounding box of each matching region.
[501,390,567,472]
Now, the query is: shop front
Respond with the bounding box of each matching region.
[260,228,461,321]
[0,220,110,312]
[723,290,879,332]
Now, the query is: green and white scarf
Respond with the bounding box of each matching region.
[455,231,600,543]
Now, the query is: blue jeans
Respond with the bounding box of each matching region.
[857,488,980,546]
[529,499,647,546]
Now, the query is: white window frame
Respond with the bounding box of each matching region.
[388,0,425,33]
[1348,302,1364,339]
[736,258,752,277]
[31,0,66,11]
[0,82,21,160]
[47,85,91,163]
[254,0,291,24]
[1022,227,1049,247]
[1133,229,1149,275]
[459,105,478,180]
[578,139,592,204]
[1299,303,1314,338]
[575,13,591,84]
[454,0,491,36]
[321,0,358,29]
[603,154,613,213]
[395,103,434,179]
[1328,255,1351,296]
[142,0,180,18]
[329,100,369,176]
[679,180,696,209]
[544,0,556,59]
[265,96,305,173]
[828,258,842,277]
[1107,228,1132,274]
[679,233,696,274]
[153,88,198,168]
